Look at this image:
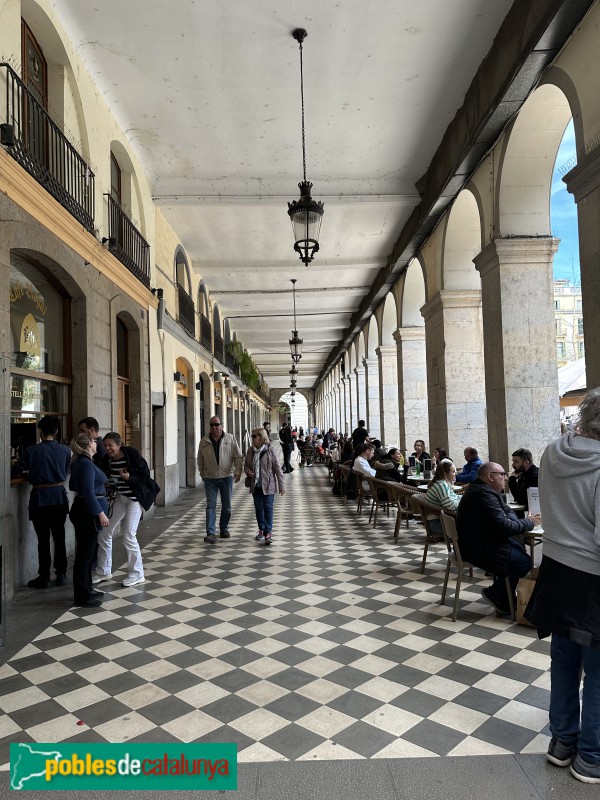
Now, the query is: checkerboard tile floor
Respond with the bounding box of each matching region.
[0,466,552,765]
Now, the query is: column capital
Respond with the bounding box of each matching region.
[354,365,365,377]
[474,237,559,278]
[563,144,600,203]
[420,289,482,322]
[362,357,378,370]
[393,326,426,343]
[375,345,397,359]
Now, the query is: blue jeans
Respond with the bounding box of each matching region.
[204,477,234,534]
[550,633,600,764]
[252,487,275,534]
[491,540,531,603]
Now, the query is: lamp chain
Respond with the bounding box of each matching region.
[299,39,307,184]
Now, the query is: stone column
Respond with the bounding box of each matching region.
[376,345,399,446]
[332,386,340,433]
[363,357,381,439]
[475,237,559,467]
[343,376,352,435]
[421,290,488,460]
[394,327,429,454]
[354,365,367,425]
[564,149,600,387]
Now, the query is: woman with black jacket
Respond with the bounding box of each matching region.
[69,431,110,608]
[93,432,156,589]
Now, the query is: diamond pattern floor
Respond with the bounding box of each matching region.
[0,464,552,765]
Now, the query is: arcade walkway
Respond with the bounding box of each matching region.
[0,463,584,798]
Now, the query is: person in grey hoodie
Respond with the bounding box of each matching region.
[525,388,600,784]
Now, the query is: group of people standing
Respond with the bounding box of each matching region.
[13,416,158,608]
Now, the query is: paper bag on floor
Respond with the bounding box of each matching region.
[516,567,538,626]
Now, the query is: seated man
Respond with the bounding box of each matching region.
[352,442,376,491]
[456,462,540,615]
[508,448,539,509]
[455,447,483,484]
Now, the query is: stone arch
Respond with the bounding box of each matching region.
[198,282,209,317]
[213,304,222,336]
[109,140,147,235]
[174,246,191,294]
[113,308,143,452]
[174,355,196,488]
[497,83,575,236]
[380,293,398,345]
[441,189,482,291]
[400,258,426,327]
[21,0,92,163]
[366,316,379,358]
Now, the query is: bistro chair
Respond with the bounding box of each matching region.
[355,474,371,516]
[439,512,515,622]
[365,476,391,527]
[409,494,444,573]
[390,483,423,541]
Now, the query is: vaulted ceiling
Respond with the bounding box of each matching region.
[50,0,536,390]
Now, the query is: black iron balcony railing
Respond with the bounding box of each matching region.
[177,285,195,336]
[1,63,95,232]
[200,315,212,351]
[104,194,150,288]
[214,332,224,364]
[226,353,240,378]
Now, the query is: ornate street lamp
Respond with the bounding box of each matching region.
[287,28,324,267]
[289,279,303,363]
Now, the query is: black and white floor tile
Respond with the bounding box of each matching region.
[0,466,552,765]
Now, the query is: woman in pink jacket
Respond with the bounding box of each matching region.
[244,427,285,546]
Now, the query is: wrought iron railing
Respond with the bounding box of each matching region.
[226,353,240,378]
[200,315,212,351]
[177,285,195,336]
[214,332,224,364]
[1,62,95,232]
[105,194,150,287]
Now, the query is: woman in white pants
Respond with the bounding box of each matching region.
[93,432,151,588]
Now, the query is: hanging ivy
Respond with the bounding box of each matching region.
[227,342,260,391]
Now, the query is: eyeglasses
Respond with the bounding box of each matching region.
[209,423,222,427]
[489,471,507,476]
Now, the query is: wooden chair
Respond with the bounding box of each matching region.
[355,474,371,516]
[365,477,391,527]
[409,494,444,573]
[439,512,515,622]
[389,483,423,542]
[338,464,353,503]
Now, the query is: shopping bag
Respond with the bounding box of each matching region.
[516,567,538,626]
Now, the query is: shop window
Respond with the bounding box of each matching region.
[10,258,70,457]
[116,317,131,444]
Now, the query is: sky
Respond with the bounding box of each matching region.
[551,119,580,284]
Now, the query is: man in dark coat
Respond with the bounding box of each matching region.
[456,461,539,614]
[279,423,294,473]
[11,416,71,588]
[507,448,539,509]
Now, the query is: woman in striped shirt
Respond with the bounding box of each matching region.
[425,459,461,514]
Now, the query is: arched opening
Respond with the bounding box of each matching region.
[365,316,381,438]
[175,246,194,336]
[213,304,223,363]
[378,294,399,445]
[198,370,211,441]
[397,259,428,453]
[198,282,211,350]
[115,311,142,450]
[279,391,308,433]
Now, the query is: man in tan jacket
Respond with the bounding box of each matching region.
[197,416,243,544]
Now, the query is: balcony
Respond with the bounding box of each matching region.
[1,63,95,232]
[214,332,224,364]
[104,195,150,288]
[226,353,240,379]
[177,285,195,336]
[200,315,212,351]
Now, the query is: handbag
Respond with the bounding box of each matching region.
[244,475,252,488]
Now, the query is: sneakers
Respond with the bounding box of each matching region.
[571,754,600,783]
[204,534,217,544]
[220,530,231,538]
[480,587,512,615]
[55,574,68,587]
[255,531,264,541]
[27,576,51,589]
[121,576,145,588]
[92,573,112,584]
[264,533,272,546]
[547,738,576,767]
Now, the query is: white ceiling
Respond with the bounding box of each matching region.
[50,0,514,390]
